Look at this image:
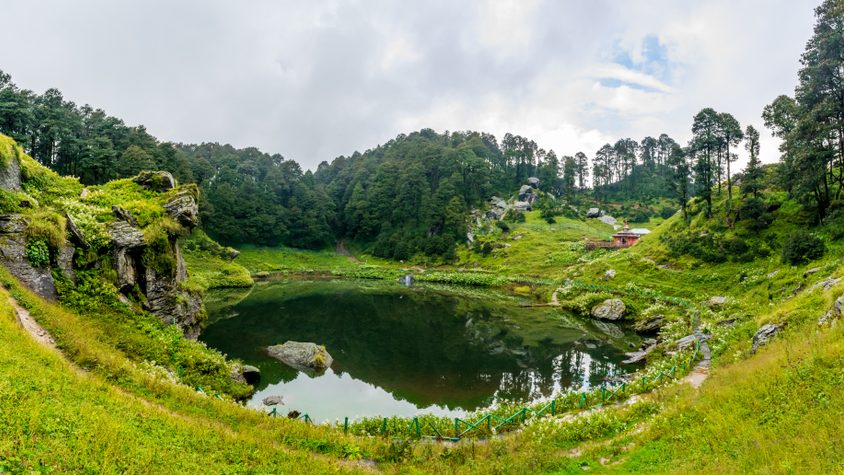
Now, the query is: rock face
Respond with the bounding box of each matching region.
[591,298,626,321]
[106,185,205,339]
[0,215,60,301]
[0,154,22,191]
[164,190,199,227]
[267,341,333,372]
[752,323,783,352]
[586,208,602,218]
[133,170,176,192]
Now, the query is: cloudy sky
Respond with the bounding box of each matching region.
[1,0,818,170]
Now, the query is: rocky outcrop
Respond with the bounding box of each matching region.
[634,314,664,334]
[133,170,176,192]
[586,208,602,218]
[108,221,145,290]
[267,341,333,372]
[106,187,206,339]
[527,177,540,188]
[591,298,626,321]
[164,190,199,228]
[0,153,21,191]
[143,247,205,339]
[752,323,784,352]
[0,215,59,300]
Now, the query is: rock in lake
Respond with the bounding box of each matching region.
[591,299,626,321]
[262,395,284,406]
[267,341,333,372]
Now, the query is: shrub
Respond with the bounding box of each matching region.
[494,220,510,232]
[781,231,825,265]
[505,210,525,223]
[629,208,651,223]
[659,207,677,219]
[25,239,50,267]
[25,210,66,250]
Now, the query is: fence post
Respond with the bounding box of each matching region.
[551,399,556,416]
[601,384,606,404]
[580,392,586,409]
[414,417,420,437]
[454,418,459,435]
[486,414,491,432]
[344,416,348,434]
[381,417,387,435]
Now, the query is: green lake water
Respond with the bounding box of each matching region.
[201,280,641,422]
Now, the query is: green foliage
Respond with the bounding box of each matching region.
[25,210,66,250]
[781,230,825,265]
[25,239,49,267]
[505,210,526,223]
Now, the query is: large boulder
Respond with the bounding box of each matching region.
[133,170,176,192]
[164,190,199,228]
[586,208,602,218]
[527,177,540,188]
[752,323,783,352]
[591,298,626,321]
[267,341,333,372]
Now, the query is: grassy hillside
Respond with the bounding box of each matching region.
[3,127,844,472]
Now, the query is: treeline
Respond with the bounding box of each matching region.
[0,0,840,259]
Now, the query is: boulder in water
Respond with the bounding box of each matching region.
[267,341,333,372]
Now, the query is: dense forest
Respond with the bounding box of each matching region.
[0,0,842,260]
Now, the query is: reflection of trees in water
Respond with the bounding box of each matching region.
[202,283,630,411]
[491,347,621,403]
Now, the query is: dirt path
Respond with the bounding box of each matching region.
[335,240,360,263]
[10,296,56,349]
[682,332,712,389]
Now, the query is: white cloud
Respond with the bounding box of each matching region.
[0,0,818,171]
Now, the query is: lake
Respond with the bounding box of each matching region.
[201,280,641,422]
